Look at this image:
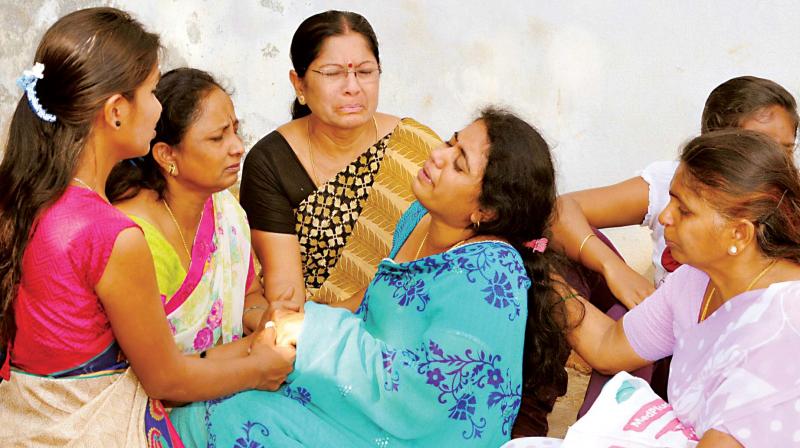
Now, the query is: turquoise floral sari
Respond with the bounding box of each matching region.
[171,201,529,447]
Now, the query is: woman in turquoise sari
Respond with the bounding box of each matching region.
[172,108,572,447]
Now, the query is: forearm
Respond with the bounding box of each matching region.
[252,231,307,305]
[243,291,269,334]
[565,296,649,374]
[201,333,252,360]
[552,195,595,260]
[554,196,624,274]
[139,354,261,402]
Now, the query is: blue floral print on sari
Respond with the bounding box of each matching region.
[170,201,528,447]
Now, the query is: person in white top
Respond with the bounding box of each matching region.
[553,76,798,309]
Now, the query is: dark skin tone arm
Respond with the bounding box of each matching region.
[96,228,295,402]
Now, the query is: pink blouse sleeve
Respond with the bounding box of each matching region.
[77,212,140,288]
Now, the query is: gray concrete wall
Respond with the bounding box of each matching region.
[3,0,799,272]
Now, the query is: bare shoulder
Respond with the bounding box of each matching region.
[375,112,401,135]
[113,188,161,224]
[276,118,305,148]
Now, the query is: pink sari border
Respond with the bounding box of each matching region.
[164,196,215,315]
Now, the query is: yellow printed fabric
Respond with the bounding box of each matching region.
[129,216,186,302]
[299,117,441,304]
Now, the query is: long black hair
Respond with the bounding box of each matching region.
[107,68,225,203]
[0,7,159,348]
[289,10,379,119]
[474,107,574,431]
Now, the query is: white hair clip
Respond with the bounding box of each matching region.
[16,62,57,123]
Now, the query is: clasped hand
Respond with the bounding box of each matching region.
[246,311,298,391]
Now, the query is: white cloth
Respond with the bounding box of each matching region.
[637,160,679,286]
[561,372,698,448]
[500,437,563,448]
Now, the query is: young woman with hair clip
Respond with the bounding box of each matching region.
[0,8,289,446]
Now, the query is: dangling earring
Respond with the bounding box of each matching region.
[168,163,177,176]
[728,245,738,255]
[472,220,480,231]
[298,95,306,106]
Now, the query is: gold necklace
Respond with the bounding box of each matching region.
[72,177,94,191]
[413,226,469,260]
[306,116,379,187]
[162,199,192,259]
[699,260,777,322]
[415,232,429,259]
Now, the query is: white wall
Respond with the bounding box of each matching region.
[2,0,798,269]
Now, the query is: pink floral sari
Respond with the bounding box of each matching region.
[131,190,253,353]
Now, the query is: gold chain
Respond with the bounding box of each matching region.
[162,199,192,259]
[700,260,777,322]
[413,227,471,260]
[72,177,94,191]
[306,116,379,187]
[414,232,429,259]
[306,118,321,186]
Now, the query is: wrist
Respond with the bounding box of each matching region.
[599,256,630,279]
[243,350,264,389]
[243,305,268,333]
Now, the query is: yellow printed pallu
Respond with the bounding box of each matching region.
[293,117,441,304]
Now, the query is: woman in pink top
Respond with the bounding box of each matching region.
[0,7,292,447]
[568,130,800,447]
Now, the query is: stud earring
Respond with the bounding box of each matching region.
[728,245,738,255]
[298,95,306,105]
[115,120,121,128]
[168,163,177,176]
[472,220,480,231]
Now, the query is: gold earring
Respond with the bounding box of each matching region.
[168,163,176,176]
[298,95,306,105]
[472,220,480,231]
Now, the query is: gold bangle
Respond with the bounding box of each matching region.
[578,233,597,260]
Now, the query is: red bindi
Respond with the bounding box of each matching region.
[348,62,353,68]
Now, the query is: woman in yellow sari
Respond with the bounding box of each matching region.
[239,10,441,312]
[107,68,295,358]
